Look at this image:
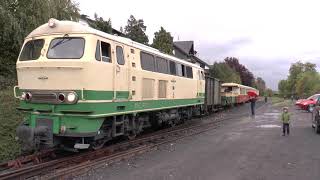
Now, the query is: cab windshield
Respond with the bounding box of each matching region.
[47,37,85,59]
[19,39,45,61]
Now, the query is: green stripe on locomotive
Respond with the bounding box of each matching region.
[19,95,204,134]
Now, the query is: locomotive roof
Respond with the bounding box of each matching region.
[222,83,258,91]
[27,19,202,69]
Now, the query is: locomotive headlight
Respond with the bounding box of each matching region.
[67,92,77,103]
[60,125,66,133]
[21,92,26,100]
[25,92,32,101]
[48,18,56,28]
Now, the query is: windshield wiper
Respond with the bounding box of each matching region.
[50,34,70,49]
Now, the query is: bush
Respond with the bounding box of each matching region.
[0,87,23,162]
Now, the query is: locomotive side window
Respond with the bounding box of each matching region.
[181,64,186,77]
[169,61,176,75]
[116,46,125,65]
[101,41,111,62]
[47,37,84,59]
[176,63,184,76]
[186,66,193,78]
[19,39,45,61]
[156,57,169,74]
[95,40,101,61]
[141,52,155,71]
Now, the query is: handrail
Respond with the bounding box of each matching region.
[81,88,85,100]
[13,86,20,99]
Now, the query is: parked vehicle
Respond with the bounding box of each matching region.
[296,94,320,112]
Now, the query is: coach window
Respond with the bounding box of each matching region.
[101,41,111,62]
[116,46,125,65]
[141,52,155,71]
[169,61,176,75]
[186,66,193,78]
[156,57,169,74]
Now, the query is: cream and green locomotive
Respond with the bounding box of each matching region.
[15,19,206,152]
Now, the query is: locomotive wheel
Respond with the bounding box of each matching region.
[127,130,137,140]
[92,140,106,150]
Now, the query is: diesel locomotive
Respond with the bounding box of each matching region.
[14,19,258,152]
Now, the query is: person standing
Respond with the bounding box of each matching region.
[281,107,291,136]
[250,97,257,115]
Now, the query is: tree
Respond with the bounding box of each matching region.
[224,57,255,86]
[91,13,112,33]
[255,77,266,95]
[265,88,273,97]
[295,71,320,98]
[278,79,289,98]
[152,27,173,54]
[209,62,241,84]
[287,61,317,97]
[124,15,149,44]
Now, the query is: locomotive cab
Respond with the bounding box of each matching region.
[15,19,121,152]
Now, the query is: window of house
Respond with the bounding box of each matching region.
[116,46,125,65]
[101,41,111,62]
[169,61,176,75]
[141,52,155,71]
[186,66,193,78]
[95,40,101,61]
[156,57,169,74]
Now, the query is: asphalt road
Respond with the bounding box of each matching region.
[76,102,320,180]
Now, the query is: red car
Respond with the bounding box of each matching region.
[296,94,320,112]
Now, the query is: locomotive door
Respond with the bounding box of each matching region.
[114,44,129,100]
[197,70,202,97]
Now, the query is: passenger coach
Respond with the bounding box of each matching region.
[221,83,259,105]
[15,19,206,152]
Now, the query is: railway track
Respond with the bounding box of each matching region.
[0,102,267,180]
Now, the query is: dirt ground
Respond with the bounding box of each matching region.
[75,102,320,180]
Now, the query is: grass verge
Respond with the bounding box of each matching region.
[0,87,23,162]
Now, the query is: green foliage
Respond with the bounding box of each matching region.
[224,57,255,86]
[210,62,241,83]
[265,88,273,97]
[287,61,317,95]
[278,79,289,98]
[278,61,319,98]
[0,0,80,83]
[152,27,173,54]
[255,77,266,95]
[0,88,24,162]
[296,71,320,98]
[89,13,112,33]
[124,15,149,45]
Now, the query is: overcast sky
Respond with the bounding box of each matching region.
[77,0,320,90]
